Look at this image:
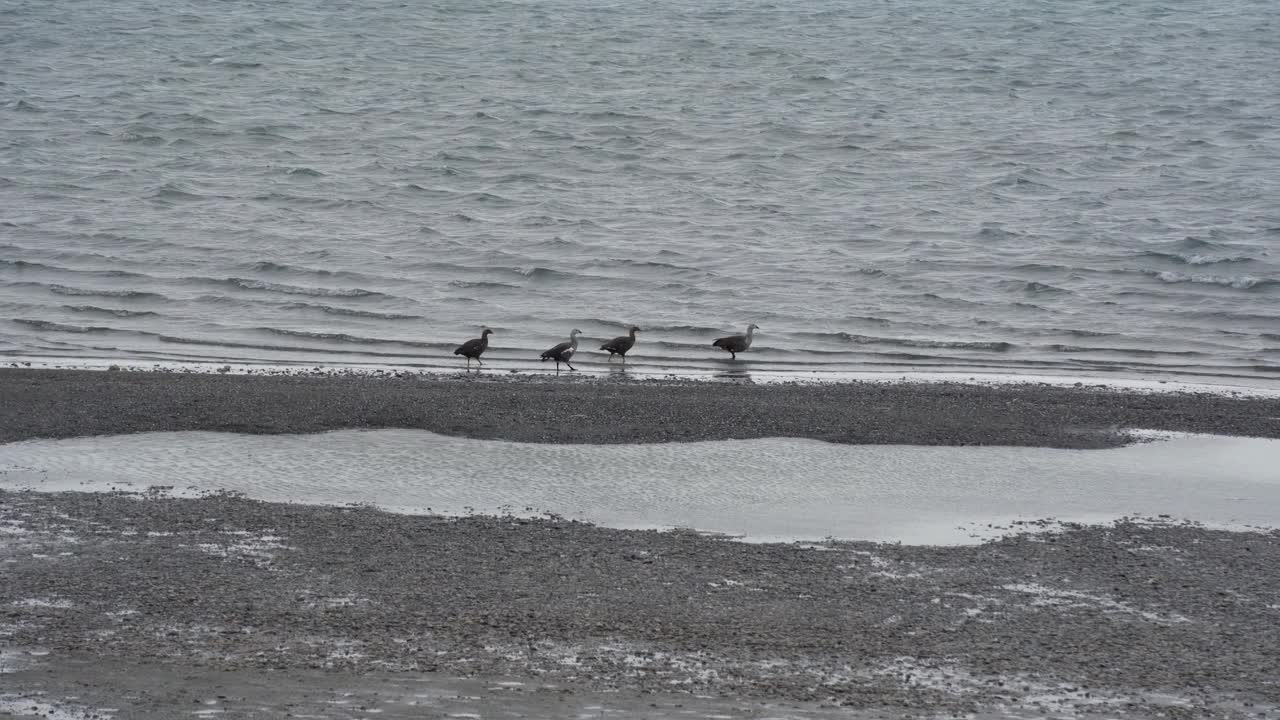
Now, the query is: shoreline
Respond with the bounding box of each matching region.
[9,354,1280,396]
[4,367,1280,448]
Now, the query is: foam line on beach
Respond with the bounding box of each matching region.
[6,355,1280,398]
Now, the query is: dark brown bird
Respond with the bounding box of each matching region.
[600,325,639,362]
[540,328,581,371]
[453,327,492,368]
[712,323,758,360]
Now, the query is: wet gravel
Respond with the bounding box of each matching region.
[3,368,1280,718]
[3,490,1279,718]
[3,368,1279,448]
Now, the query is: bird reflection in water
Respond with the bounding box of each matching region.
[714,367,753,383]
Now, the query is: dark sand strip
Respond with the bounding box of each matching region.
[3,368,1279,447]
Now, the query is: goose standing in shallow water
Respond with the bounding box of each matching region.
[713,323,758,360]
[453,327,492,368]
[540,328,581,371]
[600,325,639,362]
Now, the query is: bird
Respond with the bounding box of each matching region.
[540,328,582,371]
[453,327,492,368]
[712,323,759,360]
[600,325,639,362]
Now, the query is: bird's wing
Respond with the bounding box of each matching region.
[542,341,570,358]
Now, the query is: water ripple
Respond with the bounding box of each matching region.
[1,0,1277,381]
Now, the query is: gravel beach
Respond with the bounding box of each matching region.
[3,368,1280,718]
[4,367,1280,448]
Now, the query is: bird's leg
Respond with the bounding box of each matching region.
[568,361,576,371]
[730,351,736,360]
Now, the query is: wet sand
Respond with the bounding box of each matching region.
[3,368,1280,718]
[3,491,1279,718]
[3,367,1280,448]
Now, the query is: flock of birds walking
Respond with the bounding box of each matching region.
[453,323,759,370]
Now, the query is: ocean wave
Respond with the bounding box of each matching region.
[1049,327,1119,338]
[515,267,574,282]
[245,124,299,135]
[982,174,1058,193]
[278,302,421,320]
[247,261,301,273]
[152,334,427,357]
[802,331,1015,352]
[628,323,727,335]
[919,293,982,306]
[977,227,1027,241]
[119,131,165,145]
[461,191,516,204]
[224,277,386,298]
[1145,270,1275,290]
[1177,235,1227,250]
[1046,344,1204,356]
[11,322,440,358]
[1,258,148,279]
[447,280,520,290]
[1137,250,1256,266]
[518,216,604,229]
[62,305,159,318]
[210,59,263,69]
[149,183,209,201]
[12,318,106,333]
[47,284,165,299]
[0,259,56,271]
[256,327,430,347]
[172,112,218,125]
[1022,281,1070,294]
[844,315,893,326]
[242,260,371,281]
[601,258,709,274]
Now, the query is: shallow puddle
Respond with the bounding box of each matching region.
[1,430,1277,544]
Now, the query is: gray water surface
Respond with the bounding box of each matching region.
[1,430,1276,544]
[2,0,1278,381]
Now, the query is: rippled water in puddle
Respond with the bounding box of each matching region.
[1,431,1277,544]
